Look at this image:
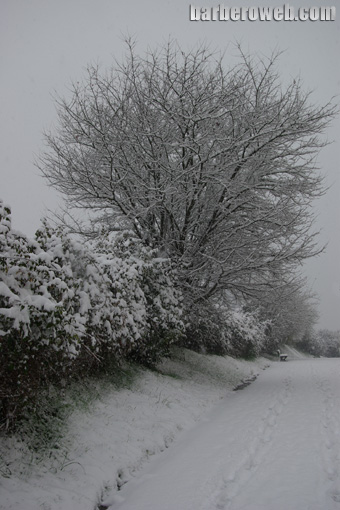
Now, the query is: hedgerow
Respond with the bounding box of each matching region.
[0,197,269,430]
[0,200,183,428]
[184,302,268,359]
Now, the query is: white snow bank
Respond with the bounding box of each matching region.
[0,349,269,510]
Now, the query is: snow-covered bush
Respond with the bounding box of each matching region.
[0,201,184,427]
[91,231,184,365]
[0,207,87,426]
[223,308,268,359]
[184,303,229,354]
[184,302,267,358]
[34,221,117,361]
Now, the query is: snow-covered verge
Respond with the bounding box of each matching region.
[0,349,269,510]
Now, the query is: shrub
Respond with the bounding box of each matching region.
[183,301,267,358]
[0,200,184,428]
[91,231,184,365]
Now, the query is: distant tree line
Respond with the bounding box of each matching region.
[298,329,340,357]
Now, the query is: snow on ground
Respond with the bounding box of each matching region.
[4,350,339,510]
[110,356,340,510]
[0,348,268,510]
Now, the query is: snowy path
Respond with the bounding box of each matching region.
[110,358,340,510]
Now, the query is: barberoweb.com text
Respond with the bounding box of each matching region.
[189,4,336,21]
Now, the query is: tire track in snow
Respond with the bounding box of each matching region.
[199,369,294,510]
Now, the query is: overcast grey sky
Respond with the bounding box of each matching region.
[1,0,339,330]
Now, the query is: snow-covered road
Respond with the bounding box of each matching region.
[111,358,340,510]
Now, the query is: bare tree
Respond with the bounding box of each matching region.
[37,40,336,307]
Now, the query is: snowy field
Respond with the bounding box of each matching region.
[2,349,340,510]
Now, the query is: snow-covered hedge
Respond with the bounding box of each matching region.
[0,197,269,428]
[0,200,183,427]
[184,302,268,358]
[89,231,184,363]
[223,309,268,358]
